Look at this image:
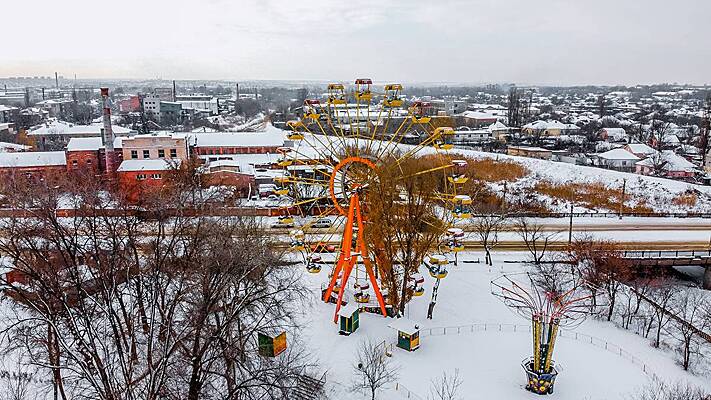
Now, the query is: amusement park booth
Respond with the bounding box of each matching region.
[257,330,287,357]
[389,318,421,352]
[338,303,360,335]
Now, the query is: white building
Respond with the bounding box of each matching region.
[142,94,161,117]
[595,148,640,171]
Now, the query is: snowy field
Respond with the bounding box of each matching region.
[297,251,711,399]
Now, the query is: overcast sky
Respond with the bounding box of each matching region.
[3,0,710,85]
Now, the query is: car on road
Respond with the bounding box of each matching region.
[311,218,333,229]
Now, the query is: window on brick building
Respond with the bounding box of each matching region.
[158,149,165,158]
[131,150,138,159]
[71,160,78,168]
[86,159,92,164]
[143,150,150,158]
[170,148,177,158]
[137,174,146,180]
[152,173,162,180]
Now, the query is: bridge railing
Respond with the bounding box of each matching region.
[622,250,711,259]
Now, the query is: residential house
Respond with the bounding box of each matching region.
[507,145,552,160]
[635,150,698,180]
[0,105,18,123]
[488,121,511,141]
[595,148,640,172]
[624,143,658,159]
[452,128,492,145]
[522,120,579,137]
[456,111,500,128]
[598,127,628,143]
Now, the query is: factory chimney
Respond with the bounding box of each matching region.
[101,87,117,179]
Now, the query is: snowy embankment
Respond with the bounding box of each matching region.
[298,251,711,400]
[411,143,711,213]
[454,148,711,213]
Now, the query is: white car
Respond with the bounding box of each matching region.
[311,218,333,229]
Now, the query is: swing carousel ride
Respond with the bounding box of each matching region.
[277,79,470,323]
[491,272,595,395]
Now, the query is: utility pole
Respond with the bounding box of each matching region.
[502,181,508,211]
[568,203,574,244]
[618,179,627,219]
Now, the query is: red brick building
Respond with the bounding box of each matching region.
[65,137,123,176]
[117,159,178,202]
[192,131,284,157]
[0,151,67,180]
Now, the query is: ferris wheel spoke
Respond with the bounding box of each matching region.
[375,117,414,161]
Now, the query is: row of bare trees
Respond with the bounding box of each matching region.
[0,169,313,399]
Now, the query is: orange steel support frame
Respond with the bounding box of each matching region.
[322,192,388,322]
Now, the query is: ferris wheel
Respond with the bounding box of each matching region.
[278,79,473,322]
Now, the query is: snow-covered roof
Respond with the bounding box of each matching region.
[388,318,420,335]
[66,136,124,151]
[116,159,179,172]
[523,120,578,131]
[0,105,18,112]
[488,121,509,131]
[625,143,657,156]
[192,132,284,148]
[597,148,640,161]
[460,111,499,120]
[0,142,31,152]
[636,150,698,172]
[0,151,66,168]
[337,303,359,317]
[28,121,133,136]
[601,127,627,140]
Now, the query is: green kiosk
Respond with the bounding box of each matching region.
[388,318,421,351]
[338,303,360,335]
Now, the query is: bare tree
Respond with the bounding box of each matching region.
[428,369,463,400]
[366,155,449,315]
[665,287,709,371]
[473,215,505,266]
[632,379,709,400]
[647,285,677,348]
[514,218,557,265]
[351,339,398,400]
[0,168,314,400]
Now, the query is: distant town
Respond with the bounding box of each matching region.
[1,76,710,201]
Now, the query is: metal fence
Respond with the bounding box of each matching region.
[418,322,659,380]
[622,250,711,259]
[393,382,426,400]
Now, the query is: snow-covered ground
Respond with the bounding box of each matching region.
[298,251,711,399]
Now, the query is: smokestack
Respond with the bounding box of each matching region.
[101,87,116,179]
[236,83,240,100]
[55,72,59,90]
[172,80,176,102]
